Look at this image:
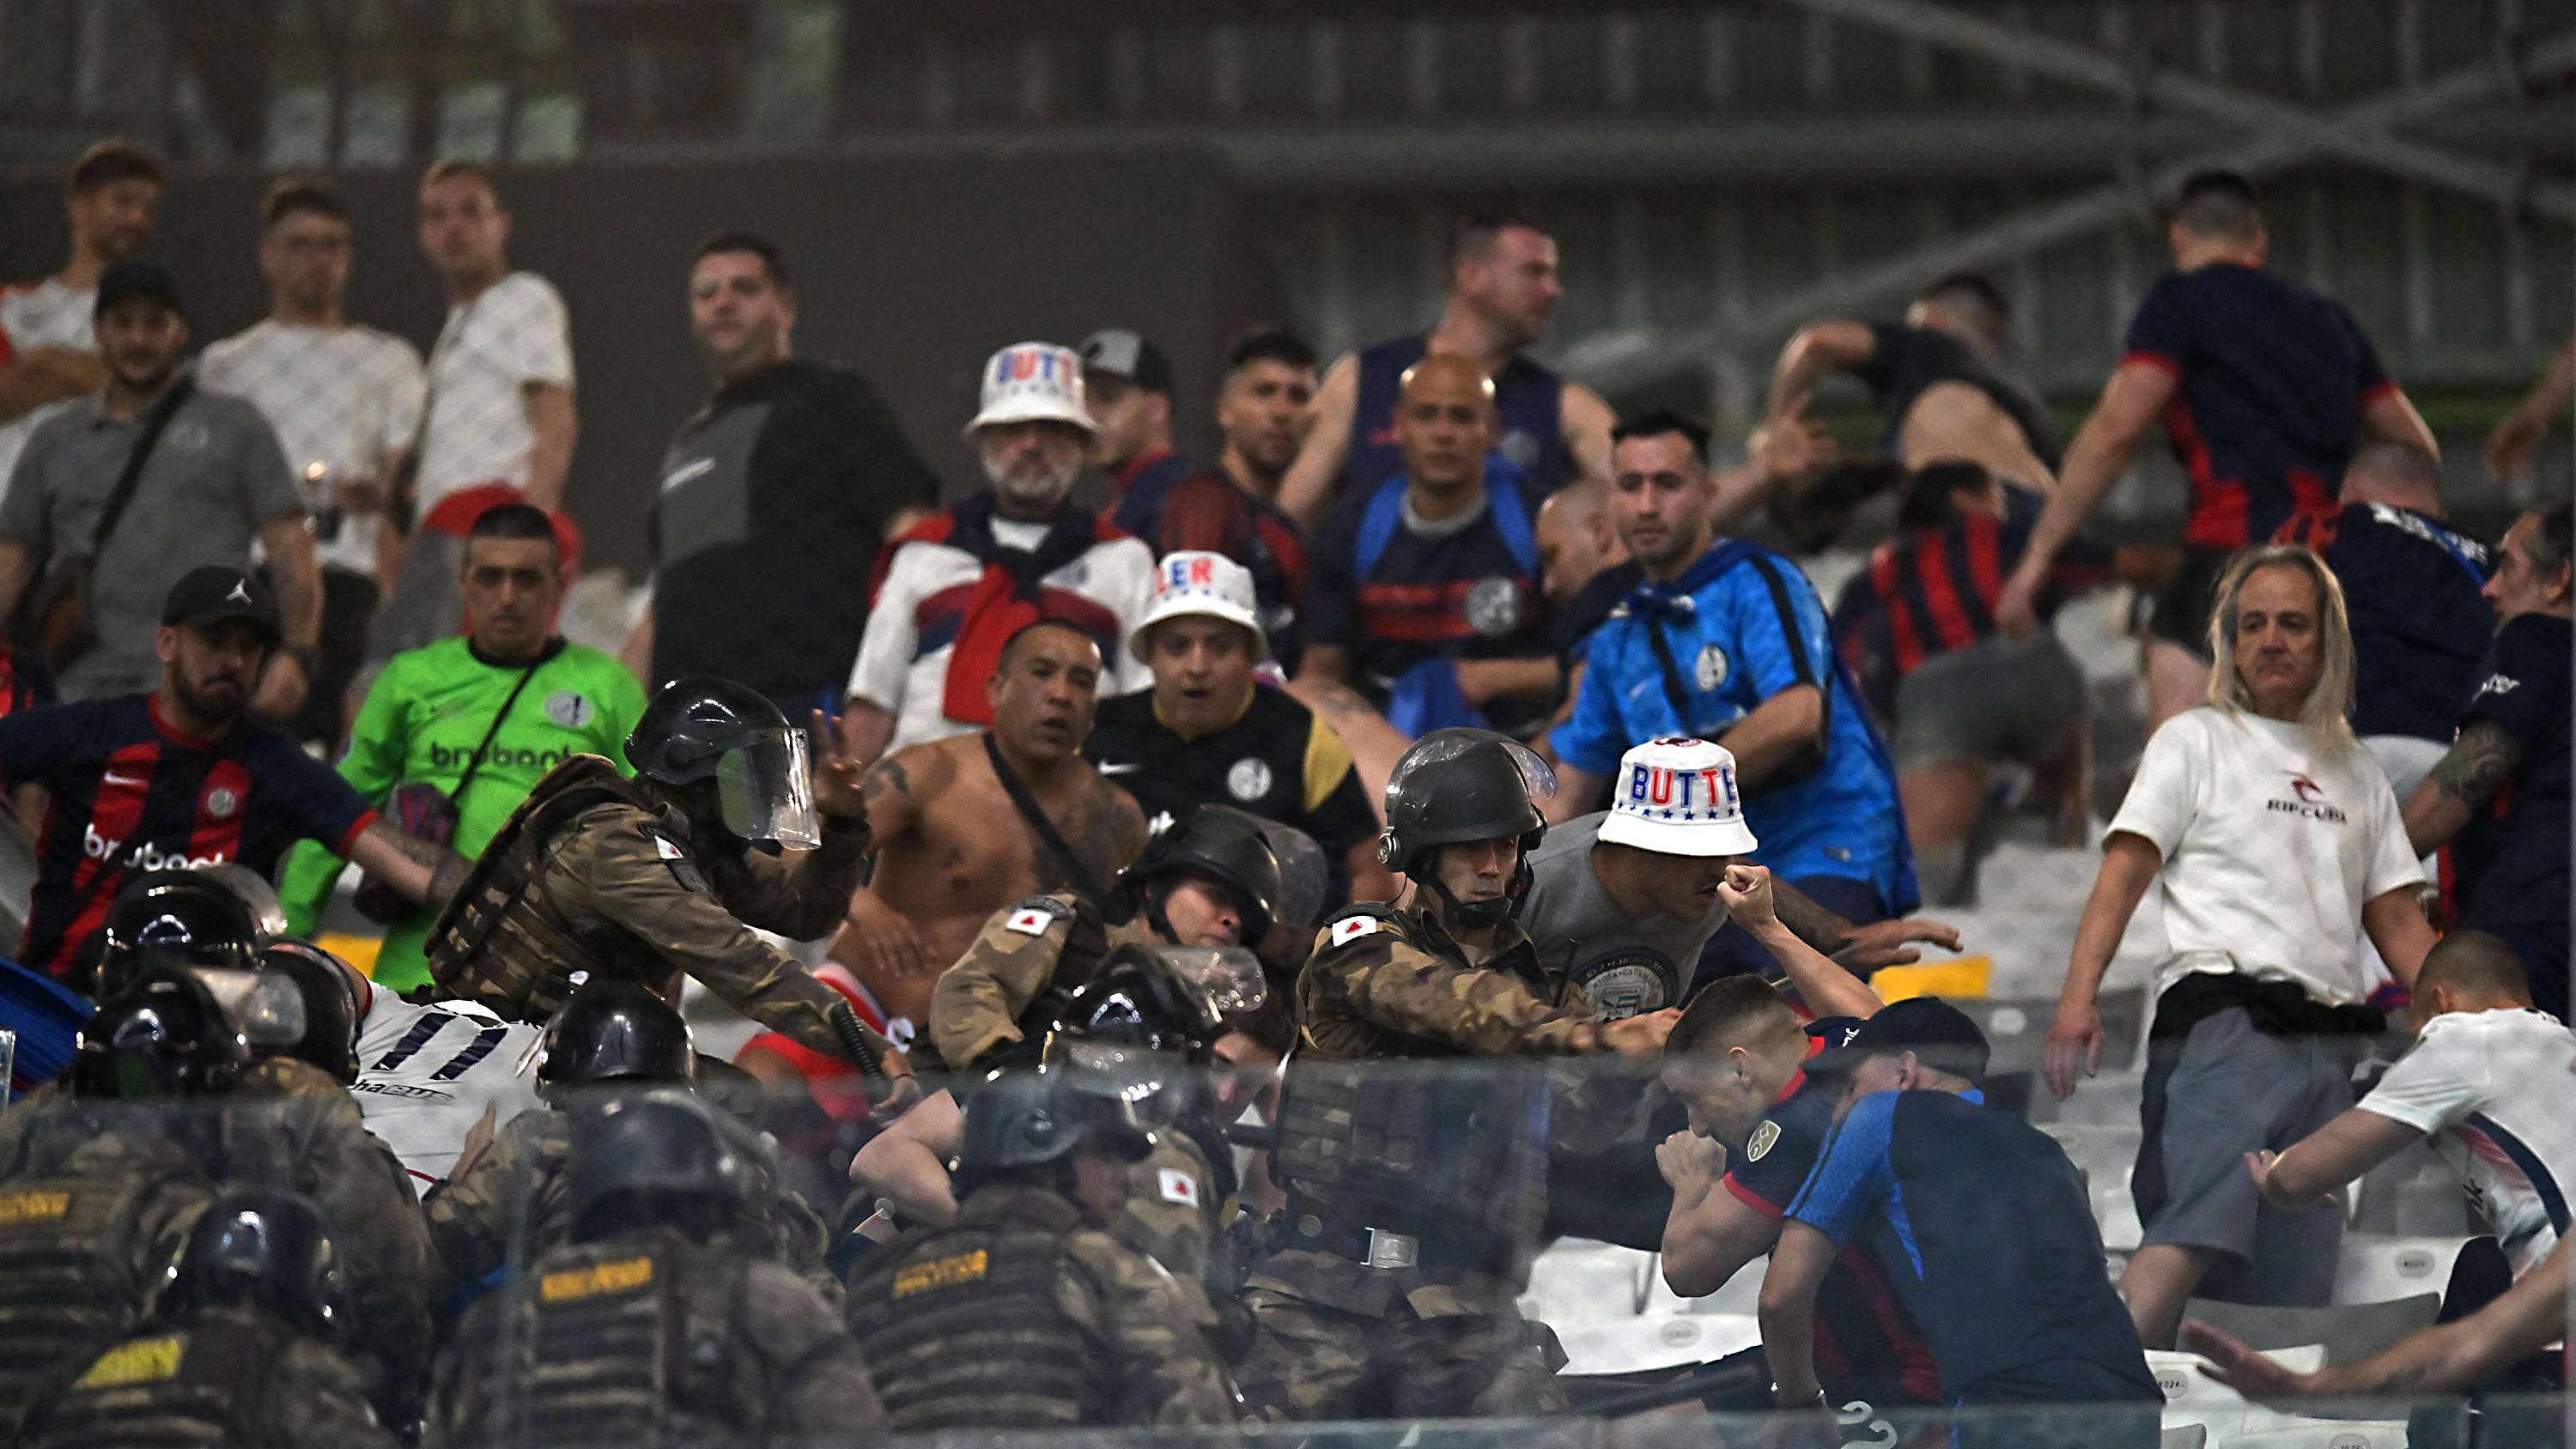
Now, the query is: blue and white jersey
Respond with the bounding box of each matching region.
[2360,1007,2576,1278]
[1552,540,1911,906]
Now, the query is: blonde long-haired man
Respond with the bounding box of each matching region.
[2041,543,2436,1349]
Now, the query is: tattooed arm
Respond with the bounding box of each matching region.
[1032,776,1148,898]
[346,820,471,910]
[2403,718,2525,856]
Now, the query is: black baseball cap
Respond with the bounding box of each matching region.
[1805,997,1990,1082]
[162,566,279,643]
[1079,329,1174,397]
[95,258,185,318]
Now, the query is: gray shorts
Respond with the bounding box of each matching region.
[1891,631,2087,773]
[2134,1006,2357,1306]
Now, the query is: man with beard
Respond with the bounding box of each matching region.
[0,259,323,712]
[831,621,1148,1048]
[629,233,940,708]
[1276,211,1614,528]
[1551,409,1913,989]
[199,176,427,744]
[1087,327,1314,664]
[0,567,469,985]
[841,341,1155,762]
[0,140,164,486]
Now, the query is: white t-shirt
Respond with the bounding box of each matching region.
[0,276,96,495]
[199,319,428,577]
[2106,706,2423,1006]
[846,515,1155,754]
[415,271,573,508]
[2360,1007,2576,1276]
[349,993,544,1197]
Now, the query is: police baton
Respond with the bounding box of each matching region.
[829,999,897,1103]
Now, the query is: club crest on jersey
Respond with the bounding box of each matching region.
[1465,577,1523,638]
[545,690,594,728]
[1694,643,1729,691]
[1747,1119,1781,1162]
[1227,756,1273,802]
[204,787,237,820]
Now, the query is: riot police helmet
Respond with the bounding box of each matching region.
[952,1066,1155,1197]
[161,1189,355,1349]
[69,969,253,1100]
[536,977,697,1096]
[624,676,820,850]
[91,869,262,1000]
[253,938,366,1084]
[564,1088,756,1243]
[1120,805,1298,945]
[1375,728,1552,925]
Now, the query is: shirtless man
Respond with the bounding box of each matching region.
[1274,211,1617,530]
[829,620,1148,1040]
[1752,273,2063,546]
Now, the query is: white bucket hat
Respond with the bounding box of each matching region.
[966,341,1097,439]
[1128,550,1267,663]
[1595,737,1760,858]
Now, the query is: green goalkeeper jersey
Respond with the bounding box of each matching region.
[278,637,648,991]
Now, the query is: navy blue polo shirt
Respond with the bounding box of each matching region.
[1787,1087,2159,1407]
[2279,502,2493,743]
[1718,1018,1942,1404]
[0,694,375,979]
[2123,263,2394,549]
[2450,615,2571,942]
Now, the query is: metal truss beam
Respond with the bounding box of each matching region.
[1556,27,2576,397]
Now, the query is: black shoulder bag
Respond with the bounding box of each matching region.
[15,377,196,667]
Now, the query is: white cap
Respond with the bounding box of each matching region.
[966,341,1097,438]
[1128,550,1267,663]
[1595,737,1759,858]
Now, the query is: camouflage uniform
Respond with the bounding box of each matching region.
[428,755,894,1064]
[424,1105,836,1303]
[1237,898,1622,1422]
[0,1064,434,1418]
[927,889,1155,1070]
[30,1301,392,1449]
[427,1223,879,1447]
[848,1180,1237,1430]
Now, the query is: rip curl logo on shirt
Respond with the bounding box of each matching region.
[2268,773,2348,824]
[1464,577,1523,637]
[1227,756,1273,803]
[1746,1119,1781,1162]
[204,787,237,820]
[544,690,594,728]
[1693,643,1728,691]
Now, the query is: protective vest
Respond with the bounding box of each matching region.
[1271,906,1552,1267]
[445,1234,751,1449]
[0,1169,216,1440]
[426,754,669,1021]
[32,1308,293,1449]
[850,1186,1093,1432]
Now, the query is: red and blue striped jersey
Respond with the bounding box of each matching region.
[0,694,375,980]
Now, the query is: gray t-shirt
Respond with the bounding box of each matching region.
[1,381,300,699]
[1520,811,1727,1018]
